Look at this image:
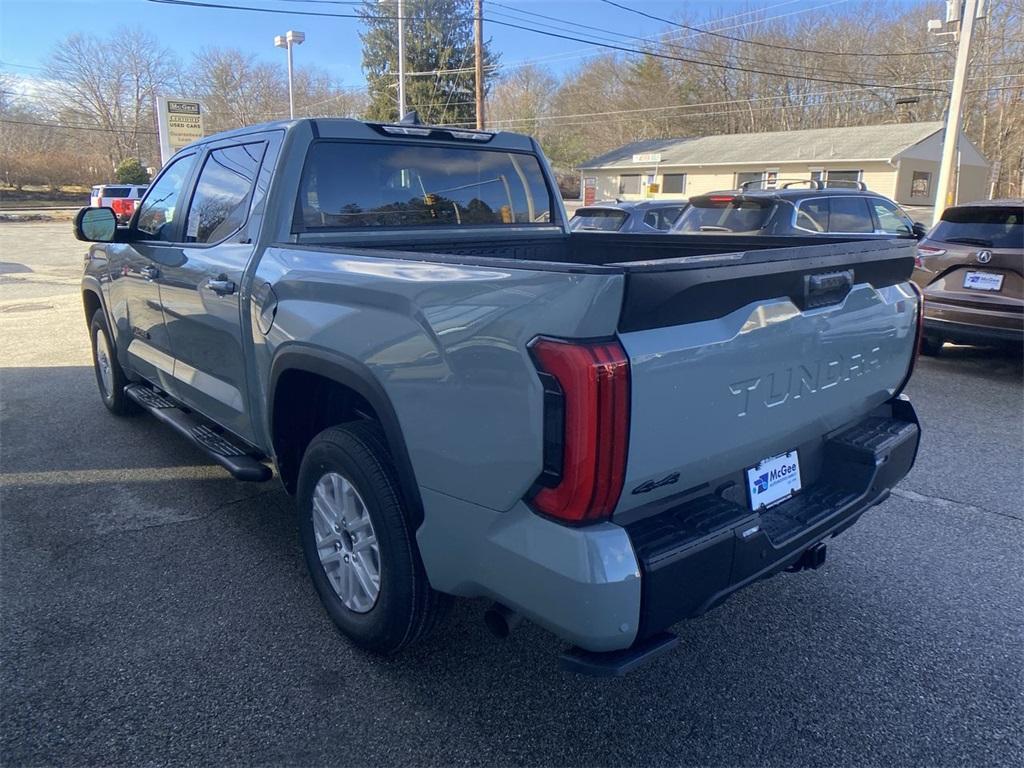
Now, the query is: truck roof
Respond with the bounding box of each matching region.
[177,117,537,155]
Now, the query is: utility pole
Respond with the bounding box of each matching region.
[398,0,407,119]
[933,0,980,224]
[474,0,484,129]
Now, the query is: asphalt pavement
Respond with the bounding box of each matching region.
[1,222,1022,766]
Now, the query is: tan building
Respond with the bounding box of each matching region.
[578,122,989,208]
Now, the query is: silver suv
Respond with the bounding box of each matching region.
[673,181,925,239]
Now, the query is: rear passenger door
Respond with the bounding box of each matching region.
[827,196,875,235]
[157,138,271,441]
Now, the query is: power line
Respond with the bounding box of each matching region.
[147,0,950,94]
[485,4,921,84]
[0,118,158,135]
[597,0,948,58]
[495,0,843,71]
[479,15,950,93]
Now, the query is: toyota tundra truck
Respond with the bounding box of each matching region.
[75,118,922,675]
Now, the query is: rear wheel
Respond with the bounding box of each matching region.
[89,309,137,415]
[919,334,943,357]
[297,421,449,654]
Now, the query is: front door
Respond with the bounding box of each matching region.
[106,152,198,389]
[157,140,268,441]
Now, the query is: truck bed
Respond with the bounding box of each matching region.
[294,231,917,332]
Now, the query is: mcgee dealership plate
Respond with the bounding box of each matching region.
[746,450,802,510]
[963,271,1004,291]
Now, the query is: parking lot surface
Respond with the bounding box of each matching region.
[2,221,1022,766]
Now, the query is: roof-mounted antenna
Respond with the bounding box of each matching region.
[400,110,422,125]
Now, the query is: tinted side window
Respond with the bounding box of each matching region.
[870,198,912,235]
[185,143,264,244]
[828,196,873,233]
[796,199,829,232]
[136,153,197,241]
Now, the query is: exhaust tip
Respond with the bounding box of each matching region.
[484,602,522,639]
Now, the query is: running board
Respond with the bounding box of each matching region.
[124,384,272,482]
[559,632,679,677]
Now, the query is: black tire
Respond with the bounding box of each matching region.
[89,308,138,415]
[919,334,943,357]
[297,421,449,655]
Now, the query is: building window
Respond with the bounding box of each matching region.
[662,173,686,195]
[618,174,641,195]
[809,169,825,186]
[764,169,779,189]
[735,171,762,189]
[911,170,931,199]
[826,170,862,188]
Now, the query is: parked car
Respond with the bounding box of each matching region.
[90,184,148,223]
[912,199,1023,354]
[672,180,926,239]
[75,118,921,675]
[570,200,687,233]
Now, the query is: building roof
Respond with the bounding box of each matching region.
[579,122,946,169]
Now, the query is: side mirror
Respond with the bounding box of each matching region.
[74,206,117,242]
[912,222,927,240]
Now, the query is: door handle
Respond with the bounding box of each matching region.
[141,265,159,280]
[204,278,236,296]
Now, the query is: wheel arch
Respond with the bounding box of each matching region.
[82,280,104,327]
[268,345,424,526]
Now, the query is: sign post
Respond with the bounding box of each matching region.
[156,97,206,165]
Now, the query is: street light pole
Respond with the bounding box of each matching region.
[275,30,305,119]
[932,0,980,224]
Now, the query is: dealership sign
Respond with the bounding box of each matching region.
[157,97,206,164]
[632,152,662,163]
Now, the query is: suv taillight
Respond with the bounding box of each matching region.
[527,337,630,524]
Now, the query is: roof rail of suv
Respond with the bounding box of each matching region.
[740,178,824,191]
[822,180,868,190]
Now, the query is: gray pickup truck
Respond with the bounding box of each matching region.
[75,118,922,675]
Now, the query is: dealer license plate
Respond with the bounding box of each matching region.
[746,450,802,510]
[963,271,1003,291]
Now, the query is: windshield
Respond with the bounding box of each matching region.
[929,205,1024,249]
[673,197,772,233]
[570,209,628,231]
[298,141,554,230]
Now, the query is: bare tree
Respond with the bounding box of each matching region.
[43,27,179,169]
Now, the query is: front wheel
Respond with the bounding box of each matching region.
[89,309,137,415]
[297,421,449,654]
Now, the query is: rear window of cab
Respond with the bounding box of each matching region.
[296,141,554,230]
[570,209,628,231]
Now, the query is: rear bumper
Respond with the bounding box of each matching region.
[923,316,1023,345]
[625,397,920,643]
[417,399,920,654]
[923,299,1023,344]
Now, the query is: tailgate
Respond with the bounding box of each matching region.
[614,239,918,516]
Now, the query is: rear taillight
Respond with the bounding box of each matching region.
[527,337,630,525]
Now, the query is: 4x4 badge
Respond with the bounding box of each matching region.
[976,250,993,263]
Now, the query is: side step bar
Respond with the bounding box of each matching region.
[125,384,272,482]
[559,632,679,677]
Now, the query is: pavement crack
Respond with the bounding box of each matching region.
[892,487,1022,522]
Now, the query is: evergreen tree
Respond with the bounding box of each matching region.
[359,0,497,126]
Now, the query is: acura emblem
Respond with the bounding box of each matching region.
[977,250,993,264]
